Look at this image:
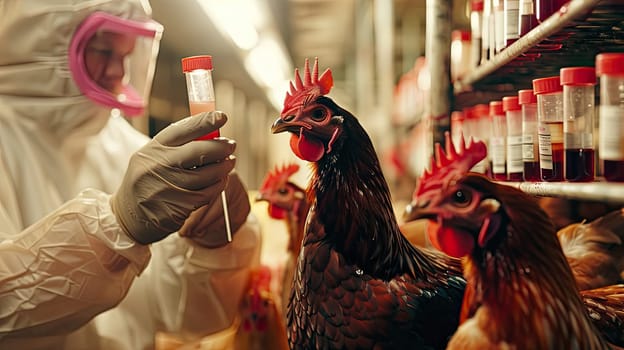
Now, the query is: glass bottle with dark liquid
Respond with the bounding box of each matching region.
[561,67,596,182]
[597,53,624,182]
[519,89,540,181]
[533,76,564,181]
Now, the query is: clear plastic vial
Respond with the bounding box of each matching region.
[533,76,564,182]
[596,53,624,182]
[490,101,507,180]
[561,67,596,182]
[470,0,484,68]
[181,55,232,243]
[503,96,523,181]
[519,89,540,181]
[182,55,218,140]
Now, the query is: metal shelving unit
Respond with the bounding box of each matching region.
[445,0,624,203]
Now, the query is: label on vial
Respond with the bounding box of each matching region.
[538,132,553,170]
[599,105,624,160]
[505,0,520,39]
[522,134,536,161]
[491,137,506,173]
[507,135,523,172]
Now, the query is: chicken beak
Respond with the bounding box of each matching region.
[255,193,267,202]
[403,200,436,222]
[271,117,288,134]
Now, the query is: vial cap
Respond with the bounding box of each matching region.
[452,30,471,42]
[489,101,504,116]
[181,55,213,72]
[462,107,474,119]
[596,53,624,77]
[532,76,562,95]
[451,111,465,122]
[502,96,521,111]
[473,104,489,118]
[560,67,596,85]
[471,0,484,11]
[518,89,537,104]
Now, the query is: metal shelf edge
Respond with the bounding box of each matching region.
[502,181,624,203]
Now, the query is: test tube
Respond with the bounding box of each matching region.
[561,67,596,182]
[502,96,524,181]
[518,89,540,181]
[533,76,564,182]
[489,101,507,181]
[181,55,232,242]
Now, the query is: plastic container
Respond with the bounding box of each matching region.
[519,0,538,37]
[503,96,523,181]
[596,53,624,182]
[561,67,596,182]
[182,55,218,140]
[451,111,466,153]
[451,30,472,81]
[493,0,505,54]
[482,0,493,63]
[470,0,484,68]
[533,76,564,181]
[472,104,491,174]
[519,89,540,181]
[504,0,520,47]
[181,55,232,243]
[490,101,507,180]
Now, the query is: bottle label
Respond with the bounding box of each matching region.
[505,0,520,39]
[507,135,523,172]
[491,137,506,173]
[599,105,624,160]
[538,132,553,170]
[522,134,536,161]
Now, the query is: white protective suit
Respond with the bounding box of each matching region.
[0,0,261,349]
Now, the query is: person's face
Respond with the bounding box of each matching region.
[84,31,136,94]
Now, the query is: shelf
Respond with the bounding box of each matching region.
[502,181,624,203]
[454,0,624,94]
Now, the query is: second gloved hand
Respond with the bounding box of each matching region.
[178,171,251,248]
[111,111,236,244]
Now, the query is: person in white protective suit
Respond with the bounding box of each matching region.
[0,0,262,349]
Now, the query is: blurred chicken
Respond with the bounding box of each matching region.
[271,58,465,349]
[404,133,624,349]
[235,265,289,350]
[255,163,309,317]
[558,209,624,291]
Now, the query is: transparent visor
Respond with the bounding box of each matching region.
[69,12,163,116]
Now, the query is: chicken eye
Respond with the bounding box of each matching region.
[452,189,471,207]
[278,187,288,195]
[311,108,327,121]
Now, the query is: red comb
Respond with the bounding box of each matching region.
[260,163,300,192]
[415,132,487,196]
[282,58,333,115]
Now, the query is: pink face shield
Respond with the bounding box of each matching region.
[69,12,163,116]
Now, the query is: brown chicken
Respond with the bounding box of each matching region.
[271,58,466,349]
[558,209,624,291]
[256,163,309,316]
[404,134,624,349]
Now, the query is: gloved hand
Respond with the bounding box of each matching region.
[178,171,251,248]
[111,111,236,245]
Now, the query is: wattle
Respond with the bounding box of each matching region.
[268,204,287,219]
[427,221,475,258]
[290,130,325,162]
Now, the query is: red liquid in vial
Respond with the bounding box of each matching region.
[541,142,564,182]
[604,160,624,182]
[565,148,595,182]
[523,161,541,181]
[190,101,219,140]
[508,172,523,181]
[493,173,508,181]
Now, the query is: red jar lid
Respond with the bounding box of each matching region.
[182,55,213,72]
[596,53,624,77]
[518,89,537,104]
[502,96,521,111]
[473,104,489,118]
[451,111,465,122]
[452,30,471,42]
[489,101,504,116]
[560,67,596,85]
[532,76,562,94]
[471,0,484,11]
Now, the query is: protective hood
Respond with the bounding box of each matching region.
[0,0,159,139]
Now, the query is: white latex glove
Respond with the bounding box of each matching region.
[178,171,251,248]
[111,111,236,244]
